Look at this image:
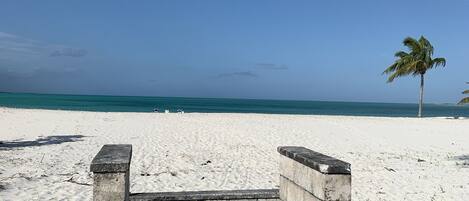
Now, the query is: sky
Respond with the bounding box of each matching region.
[0,1,468,103]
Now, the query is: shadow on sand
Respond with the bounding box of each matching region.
[453,155,469,167]
[0,135,86,150]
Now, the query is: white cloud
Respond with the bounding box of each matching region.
[0,32,18,38]
[216,71,258,78]
[0,31,87,74]
[256,63,289,70]
[50,48,87,57]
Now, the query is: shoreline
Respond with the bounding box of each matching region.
[1,106,468,119]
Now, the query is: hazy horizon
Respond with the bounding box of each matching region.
[1,1,468,104]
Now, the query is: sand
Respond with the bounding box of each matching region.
[0,107,468,200]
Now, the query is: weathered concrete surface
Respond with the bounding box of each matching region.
[91,144,132,173]
[129,189,280,201]
[278,146,351,201]
[279,155,351,200]
[277,146,350,174]
[93,171,130,201]
[91,144,132,201]
[280,176,321,201]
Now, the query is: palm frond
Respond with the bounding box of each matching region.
[403,37,421,53]
[458,97,469,105]
[386,67,413,82]
[418,36,434,56]
[394,51,409,58]
[386,72,400,83]
[383,63,398,75]
[431,57,446,68]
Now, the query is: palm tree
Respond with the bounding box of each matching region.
[458,82,469,105]
[383,36,446,117]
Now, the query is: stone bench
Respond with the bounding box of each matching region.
[90,145,351,201]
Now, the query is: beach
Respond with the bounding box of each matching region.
[0,107,468,201]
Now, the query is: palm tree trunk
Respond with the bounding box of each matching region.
[418,74,424,117]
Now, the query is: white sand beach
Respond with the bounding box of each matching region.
[0,107,468,200]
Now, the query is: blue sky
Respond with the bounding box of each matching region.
[0,1,468,103]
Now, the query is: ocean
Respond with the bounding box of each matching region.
[0,92,468,117]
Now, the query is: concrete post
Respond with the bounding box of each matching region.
[277,146,351,201]
[90,144,132,201]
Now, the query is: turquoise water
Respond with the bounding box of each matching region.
[0,92,468,117]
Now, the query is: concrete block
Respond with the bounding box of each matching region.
[280,176,321,201]
[91,144,132,201]
[93,171,129,201]
[278,146,351,201]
